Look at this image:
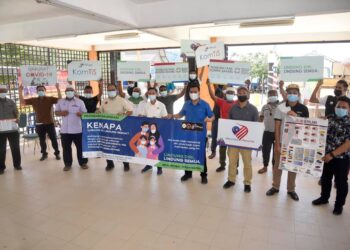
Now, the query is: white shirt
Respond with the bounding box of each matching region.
[139,100,168,118]
[100,96,133,115]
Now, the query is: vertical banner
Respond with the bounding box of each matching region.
[154,62,189,83]
[82,114,206,171]
[19,65,57,86]
[117,61,150,81]
[280,56,324,82]
[280,117,328,177]
[209,60,250,84]
[68,60,102,81]
[217,119,264,150]
[180,40,209,57]
[195,42,225,68]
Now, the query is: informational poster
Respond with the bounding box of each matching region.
[82,114,206,171]
[209,60,250,84]
[195,42,225,68]
[279,117,328,178]
[280,56,324,82]
[154,62,189,83]
[180,40,209,57]
[68,60,102,81]
[19,65,57,86]
[117,61,150,81]
[0,119,18,132]
[217,119,264,150]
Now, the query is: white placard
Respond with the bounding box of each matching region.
[195,42,225,68]
[180,40,209,57]
[154,63,189,83]
[68,60,101,81]
[0,119,18,132]
[217,119,264,150]
[19,65,57,86]
[280,56,324,82]
[209,60,250,84]
[279,117,328,178]
[117,61,150,81]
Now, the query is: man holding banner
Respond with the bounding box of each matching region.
[266,84,309,201]
[174,84,214,184]
[19,83,62,161]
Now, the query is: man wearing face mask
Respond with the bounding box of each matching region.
[138,87,168,175]
[266,84,309,201]
[207,79,238,172]
[0,85,22,175]
[185,71,200,101]
[223,87,258,192]
[78,79,103,113]
[100,83,133,171]
[310,79,348,118]
[174,85,215,184]
[128,87,146,116]
[19,83,62,161]
[126,81,137,97]
[312,96,350,215]
[55,85,88,171]
[258,90,279,174]
[156,83,187,115]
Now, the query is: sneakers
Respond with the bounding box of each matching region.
[14,166,22,171]
[333,206,343,215]
[105,165,114,171]
[124,164,130,172]
[63,165,71,171]
[157,168,163,175]
[208,152,216,159]
[244,185,251,193]
[216,166,226,172]
[312,197,329,206]
[180,174,192,182]
[201,176,208,184]
[40,154,48,161]
[288,191,299,201]
[266,187,279,196]
[223,181,235,189]
[81,164,89,170]
[258,167,267,174]
[141,165,152,173]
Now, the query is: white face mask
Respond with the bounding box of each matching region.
[268,96,278,103]
[132,92,140,98]
[160,91,167,97]
[148,95,156,101]
[189,74,197,80]
[0,93,6,99]
[226,94,235,101]
[190,93,199,100]
[66,91,75,99]
[141,140,146,145]
[84,93,93,98]
[151,129,156,133]
[150,141,156,146]
[108,91,117,98]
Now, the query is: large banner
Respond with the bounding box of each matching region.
[117,61,150,81]
[180,40,209,57]
[217,119,264,150]
[209,60,250,84]
[19,65,57,86]
[82,114,206,171]
[195,42,225,68]
[154,62,189,83]
[280,56,324,82]
[68,60,102,81]
[280,117,328,178]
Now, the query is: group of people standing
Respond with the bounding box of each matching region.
[0,74,349,215]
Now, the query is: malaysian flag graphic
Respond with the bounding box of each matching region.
[232,124,248,140]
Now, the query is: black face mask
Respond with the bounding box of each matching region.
[334,89,342,97]
[238,95,248,102]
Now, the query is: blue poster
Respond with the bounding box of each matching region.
[82,114,206,171]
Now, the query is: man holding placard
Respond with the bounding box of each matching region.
[19,83,62,161]
[266,84,309,201]
[223,86,258,192]
[0,85,22,175]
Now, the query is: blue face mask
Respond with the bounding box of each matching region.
[287,94,299,102]
[226,94,235,101]
[66,91,75,99]
[38,91,45,97]
[132,92,140,98]
[335,108,348,118]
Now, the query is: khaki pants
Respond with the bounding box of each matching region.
[272,149,296,192]
[227,147,252,185]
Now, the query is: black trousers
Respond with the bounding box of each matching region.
[211,119,218,153]
[0,132,21,170]
[61,133,87,167]
[185,138,208,178]
[36,124,60,156]
[106,160,129,167]
[321,157,349,208]
[262,131,275,167]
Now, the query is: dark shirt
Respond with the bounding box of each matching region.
[25,96,57,124]
[326,115,350,159]
[229,102,259,122]
[0,98,17,120]
[157,95,179,114]
[79,95,99,113]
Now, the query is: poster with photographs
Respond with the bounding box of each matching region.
[280,117,328,178]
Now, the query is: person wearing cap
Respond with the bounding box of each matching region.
[223,86,259,192]
[0,85,22,174]
[157,83,187,115]
[128,87,146,116]
[19,83,62,161]
[78,79,103,113]
[266,84,309,201]
[55,85,88,171]
[258,89,279,174]
[206,79,238,172]
[100,83,133,172]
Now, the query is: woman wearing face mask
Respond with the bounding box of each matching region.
[146,135,163,160]
[258,90,279,174]
[78,79,103,113]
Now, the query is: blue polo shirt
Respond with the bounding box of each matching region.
[179,99,214,123]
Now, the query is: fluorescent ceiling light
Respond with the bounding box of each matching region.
[105,32,140,40]
[214,16,295,27]
[36,34,77,41]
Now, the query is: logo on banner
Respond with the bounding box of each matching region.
[232,124,248,140]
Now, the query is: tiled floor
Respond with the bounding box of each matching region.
[1,148,350,250]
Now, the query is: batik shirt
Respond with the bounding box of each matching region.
[326,115,350,159]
